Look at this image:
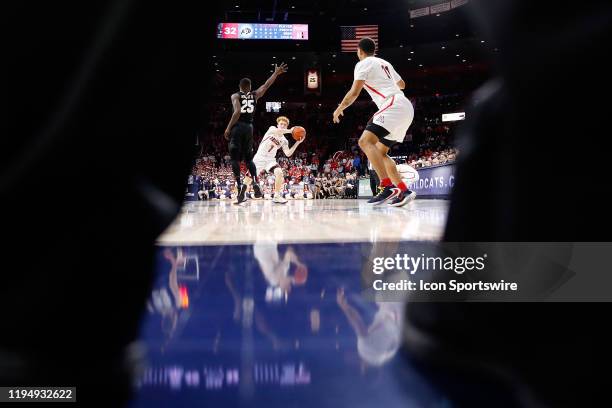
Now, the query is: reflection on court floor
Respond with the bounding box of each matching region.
[131,243,448,408]
[131,199,462,407]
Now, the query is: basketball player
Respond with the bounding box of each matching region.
[146,248,185,350]
[252,116,305,204]
[254,239,308,298]
[224,63,288,205]
[333,37,416,207]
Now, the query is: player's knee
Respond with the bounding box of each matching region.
[358,137,367,149]
[229,151,240,162]
[274,167,283,178]
[358,135,374,150]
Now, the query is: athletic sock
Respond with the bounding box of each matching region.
[380,178,392,188]
[397,181,409,193]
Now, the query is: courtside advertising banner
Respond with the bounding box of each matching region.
[410,164,455,197]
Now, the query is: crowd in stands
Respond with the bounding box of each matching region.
[192,150,360,200]
[190,145,457,201]
[406,147,458,169]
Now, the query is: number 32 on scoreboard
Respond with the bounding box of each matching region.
[219,23,239,39]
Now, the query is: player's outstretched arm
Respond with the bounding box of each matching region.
[336,287,368,336]
[224,93,242,140]
[167,253,181,308]
[333,80,365,123]
[282,135,304,158]
[254,63,288,100]
[284,247,307,270]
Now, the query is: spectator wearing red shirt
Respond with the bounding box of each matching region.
[344,159,353,173]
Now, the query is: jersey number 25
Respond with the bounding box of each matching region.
[241,99,255,113]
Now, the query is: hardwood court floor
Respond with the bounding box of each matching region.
[158,199,449,245]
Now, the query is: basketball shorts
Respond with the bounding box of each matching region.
[253,157,279,174]
[228,122,254,161]
[365,94,414,148]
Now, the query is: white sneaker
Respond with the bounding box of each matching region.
[273,196,288,204]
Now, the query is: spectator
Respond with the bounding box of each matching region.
[353,153,362,176]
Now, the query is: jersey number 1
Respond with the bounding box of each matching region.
[241,99,255,113]
[381,65,392,79]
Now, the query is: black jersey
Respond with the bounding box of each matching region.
[237,91,256,123]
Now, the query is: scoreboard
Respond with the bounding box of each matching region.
[217,23,309,40]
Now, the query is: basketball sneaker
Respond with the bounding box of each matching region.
[252,183,263,200]
[233,184,248,205]
[273,194,288,204]
[388,190,417,207]
[367,186,399,205]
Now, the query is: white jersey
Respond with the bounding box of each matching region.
[254,126,289,162]
[354,56,403,109]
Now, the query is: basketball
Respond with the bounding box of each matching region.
[292,126,306,141]
[293,264,308,285]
